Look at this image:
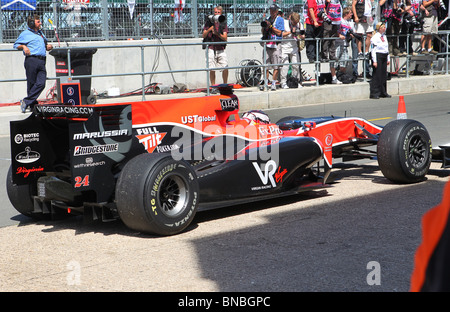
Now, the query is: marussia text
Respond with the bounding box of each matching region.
[178,296,270,309]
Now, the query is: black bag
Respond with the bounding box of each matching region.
[318,73,333,85]
[286,76,299,88]
[336,71,357,84]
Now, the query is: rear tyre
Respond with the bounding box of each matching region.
[377,119,432,183]
[116,153,199,236]
[6,165,36,218]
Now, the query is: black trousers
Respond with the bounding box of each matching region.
[399,21,414,54]
[370,52,388,97]
[305,23,323,62]
[23,56,47,108]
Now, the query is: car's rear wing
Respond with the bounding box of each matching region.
[10,104,133,203]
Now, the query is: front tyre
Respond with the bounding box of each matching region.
[116,154,199,236]
[377,119,432,183]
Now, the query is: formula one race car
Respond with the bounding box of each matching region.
[6,85,447,235]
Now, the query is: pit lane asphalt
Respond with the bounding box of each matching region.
[0,85,449,292]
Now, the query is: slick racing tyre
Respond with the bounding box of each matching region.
[116,153,199,236]
[6,165,36,218]
[377,119,432,184]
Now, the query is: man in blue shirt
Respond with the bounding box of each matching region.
[14,15,53,113]
[260,4,284,91]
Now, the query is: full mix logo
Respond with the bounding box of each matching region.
[136,126,167,153]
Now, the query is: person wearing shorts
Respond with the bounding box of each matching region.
[202,6,229,85]
[260,4,284,90]
[352,0,373,59]
[420,0,439,54]
[335,7,354,72]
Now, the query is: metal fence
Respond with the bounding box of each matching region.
[1,31,449,99]
[0,0,311,43]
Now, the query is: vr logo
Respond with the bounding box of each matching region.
[252,160,277,187]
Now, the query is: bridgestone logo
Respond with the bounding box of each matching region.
[74,144,119,156]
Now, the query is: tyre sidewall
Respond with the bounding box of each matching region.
[143,158,198,235]
[398,123,432,180]
[378,119,432,183]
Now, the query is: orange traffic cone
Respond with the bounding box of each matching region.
[397,95,407,119]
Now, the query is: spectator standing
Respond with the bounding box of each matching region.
[322,0,342,62]
[352,0,374,59]
[323,0,343,84]
[369,22,391,99]
[202,6,229,86]
[260,4,285,91]
[380,0,395,55]
[420,0,439,54]
[280,12,304,88]
[334,7,355,78]
[400,0,420,55]
[13,14,53,113]
[305,0,325,63]
[391,0,409,56]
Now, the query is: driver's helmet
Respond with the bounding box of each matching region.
[242,110,270,125]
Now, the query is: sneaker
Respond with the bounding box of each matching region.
[429,49,438,55]
[20,100,26,113]
[365,52,370,59]
[422,49,429,54]
[298,84,303,88]
[281,83,289,89]
[271,83,277,91]
[332,78,342,84]
[357,52,364,59]
[259,80,268,91]
[302,70,313,81]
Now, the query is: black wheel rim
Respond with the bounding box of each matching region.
[408,134,428,168]
[158,174,188,217]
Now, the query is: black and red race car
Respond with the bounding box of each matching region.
[6,85,448,235]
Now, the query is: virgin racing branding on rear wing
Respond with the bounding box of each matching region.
[35,105,94,118]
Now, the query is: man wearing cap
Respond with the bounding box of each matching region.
[260,4,284,91]
[14,14,53,113]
